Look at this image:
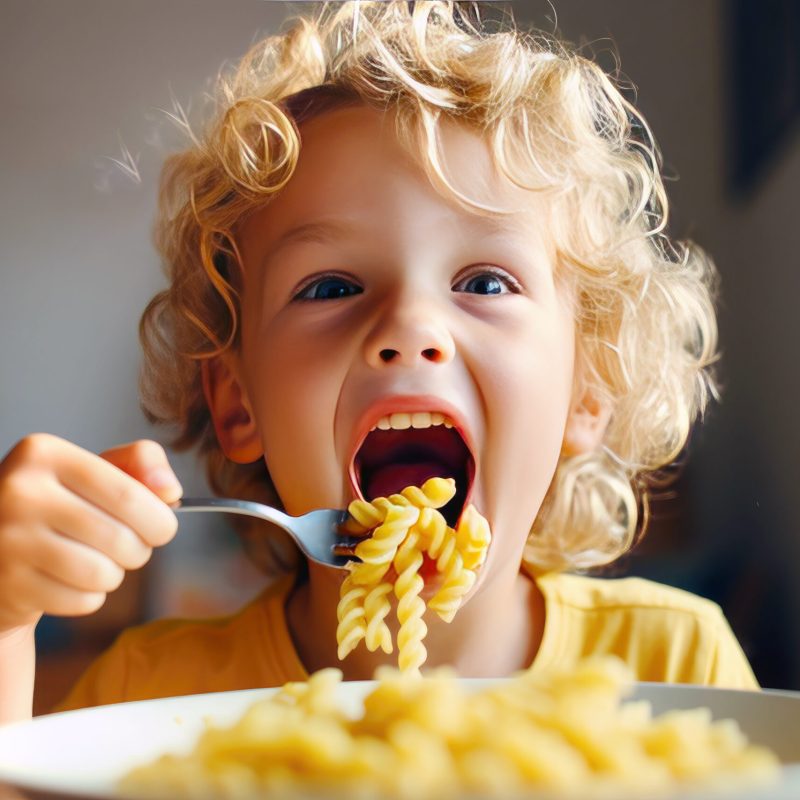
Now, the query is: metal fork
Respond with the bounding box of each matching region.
[173,497,361,568]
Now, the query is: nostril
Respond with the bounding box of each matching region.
[377,347,443,364]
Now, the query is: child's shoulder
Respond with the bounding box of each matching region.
[538,571,725,622]
[532,571,757,688]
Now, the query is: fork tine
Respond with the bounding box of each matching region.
[294,509,363,567]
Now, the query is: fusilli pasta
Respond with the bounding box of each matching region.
[121,658,780,800]
[336,478,492,673]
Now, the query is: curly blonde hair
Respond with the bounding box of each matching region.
[140,1,718,575]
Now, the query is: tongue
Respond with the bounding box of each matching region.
[364,461,454,500]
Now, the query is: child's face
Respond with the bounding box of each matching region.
[216,105,583,580]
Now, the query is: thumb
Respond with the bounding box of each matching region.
[100,440,183,504]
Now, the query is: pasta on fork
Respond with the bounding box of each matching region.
[337,478,491,673]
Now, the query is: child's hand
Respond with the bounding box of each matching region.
[0,434,181,633]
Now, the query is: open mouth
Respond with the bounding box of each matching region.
[350,413,475,527]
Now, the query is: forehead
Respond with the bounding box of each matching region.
[239,104,548,261]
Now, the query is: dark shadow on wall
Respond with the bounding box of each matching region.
[613,417,799,691]
[727,0,800,196]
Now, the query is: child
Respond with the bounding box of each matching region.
[0,1,756,722]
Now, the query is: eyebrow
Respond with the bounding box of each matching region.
[259,212,538,276]
[264,219,360,263]
[268,214,529,251]
[257,219,364,276]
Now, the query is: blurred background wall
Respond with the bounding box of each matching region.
[1,1,798,711]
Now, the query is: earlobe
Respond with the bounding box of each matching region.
[201,354,264,463]
[562,389,613,457]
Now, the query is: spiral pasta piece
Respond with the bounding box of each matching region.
[456,504,492,570]
[364,582,393,653]
[428,545,476,624]
[345,495,406,533]
[348,558,392,589]
[393,527,427,674]
[428,504,492,622]
[336,574,367,659]
[336,481,492,670]
[354,504,420,565]
[346,503,418,654]
[415,506,447,557]
[123,657,780,799]
[416,507,455,567]
[416,506,476,621]
[344,498,388,534]
[396,477,456,509]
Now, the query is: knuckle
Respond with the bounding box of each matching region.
[12,433,56,465]
[81,553,125,593]
[73,557,107,592]
[109,526,152,570]
[111,480,142,521]
[97,517,134,561]
[0,568,26,609]
[129,439,166,465]
[0,524,22,563]
[0,474,32,517]
[94,515,122,549]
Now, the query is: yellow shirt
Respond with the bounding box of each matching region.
[54,571,757,712]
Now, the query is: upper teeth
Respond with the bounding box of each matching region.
[371,412,455,431]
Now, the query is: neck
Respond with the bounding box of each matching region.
[286,558,544,679]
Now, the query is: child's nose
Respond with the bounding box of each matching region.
[364,300,455,368]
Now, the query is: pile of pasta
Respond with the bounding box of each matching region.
[120,658,779,799]
[336,477,491,673]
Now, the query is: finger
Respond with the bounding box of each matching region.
[19,528,125,594]
[2,563,107,618]
[43,482,152,570]
[100,440,183,504]
[3,435,179,549]
[31,567,107,617]
[48,442,179,548]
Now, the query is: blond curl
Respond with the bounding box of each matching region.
[140,1,718,575]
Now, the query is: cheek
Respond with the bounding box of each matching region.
[478,313,575,534]
[485,357,572,484]
[243,327,348,512]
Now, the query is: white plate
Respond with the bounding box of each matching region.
[0,681,799,799]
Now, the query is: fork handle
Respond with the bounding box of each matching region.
[173,497,292,529]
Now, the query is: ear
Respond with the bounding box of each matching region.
[562,387,613,457]
[201,353,263,463]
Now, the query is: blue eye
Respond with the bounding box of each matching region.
[453,269,519,295]
[294,275,363,301]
